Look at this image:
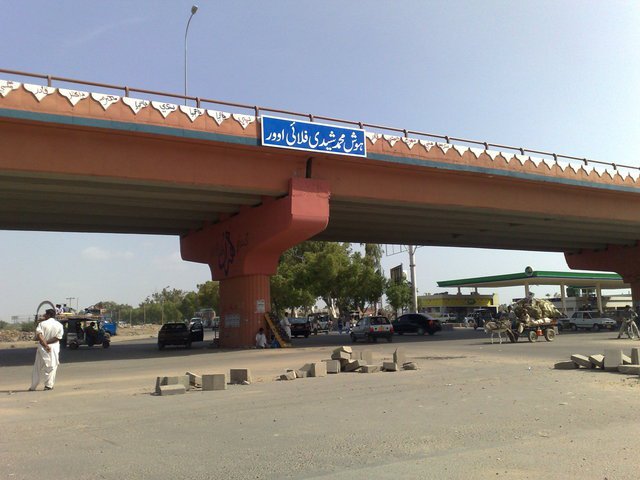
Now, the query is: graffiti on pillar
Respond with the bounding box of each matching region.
[218,231,237,276]
[217,231,250,277]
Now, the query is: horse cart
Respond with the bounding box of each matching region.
[505,320,557,343]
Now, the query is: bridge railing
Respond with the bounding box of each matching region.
[0,67,636,174]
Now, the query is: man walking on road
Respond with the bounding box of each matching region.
[29,308,64,391]
[617,305,640,339]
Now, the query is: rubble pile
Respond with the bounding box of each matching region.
[555,347,640,375]
[0,330,34,342]
[278,346,417,380]
[155,369,251,396]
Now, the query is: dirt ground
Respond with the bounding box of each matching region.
[2,329,640,479]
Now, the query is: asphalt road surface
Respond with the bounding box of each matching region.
[2,327,639,479]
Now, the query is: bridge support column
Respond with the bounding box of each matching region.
[180,178,330,347]
[565,244,640,309]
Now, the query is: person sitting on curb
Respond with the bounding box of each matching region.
[255,327,267,348]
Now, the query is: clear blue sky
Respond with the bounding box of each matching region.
[1,1,639,319]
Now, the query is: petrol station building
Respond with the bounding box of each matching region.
[425,269,631,318]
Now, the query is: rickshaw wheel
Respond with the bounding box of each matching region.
[528,330,538,342]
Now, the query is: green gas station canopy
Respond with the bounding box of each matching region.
[437,270,627,290]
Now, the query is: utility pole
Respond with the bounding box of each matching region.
[65,297,75,312]
[408,246,418,313]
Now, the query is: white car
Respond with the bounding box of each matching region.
[566,311,616,331]
[350,316,394,343]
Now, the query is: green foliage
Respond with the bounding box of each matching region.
[270,241,386,317]
[20,321,36,332]
[0,320,9,330]
[384,278,412,317]
[89,281,220,326]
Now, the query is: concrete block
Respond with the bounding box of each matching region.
[230,369,252,384]
[589,354,605,368]
[331,351,351,361]
[344,359,365,372]
[357,350,373,364]
[383,362,398,372]
[631,348,640,365]
[361,365,380,373]
[554,361,579,370]
[300,363,313,372]
[155,375,190,394]
[185,371,202,387]
[622,354,632,365]
[570,354,593,368]
[280,371,296,381]
[202,373,227,391]
[618,365,640,375]
[604,349,624,371]
[402,362,418,370]
[309,362,327,377]
[393,348,407,365]
[295,369,308,378]
[324,359,341,374]
[333,346,353,355]
[159,384,186,396]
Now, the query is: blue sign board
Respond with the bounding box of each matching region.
[261,115,366,158]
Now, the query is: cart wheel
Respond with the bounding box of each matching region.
[528,330,538,342]
[544,328,556,342]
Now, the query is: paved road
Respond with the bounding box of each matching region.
[2,328,639,479]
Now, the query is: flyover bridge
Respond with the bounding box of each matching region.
[2,69,640,346]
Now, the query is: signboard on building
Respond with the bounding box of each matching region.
[390,264,404,284]
[225,313,240,328]
[261,115,366,158]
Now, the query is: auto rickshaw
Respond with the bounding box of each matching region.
[60,317,111,349]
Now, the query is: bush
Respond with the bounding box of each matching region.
[20,321,36,333]
[0,320,8,330]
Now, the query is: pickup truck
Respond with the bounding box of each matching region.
[565,311,616,331]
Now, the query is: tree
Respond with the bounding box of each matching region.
[385,279,412,319]
[196,281,219,312]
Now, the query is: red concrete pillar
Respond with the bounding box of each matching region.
[565,244,640,308]
[180,178,330,347]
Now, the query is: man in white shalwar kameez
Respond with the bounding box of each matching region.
[29,308,64,391]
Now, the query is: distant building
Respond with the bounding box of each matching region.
[418,292,499,320]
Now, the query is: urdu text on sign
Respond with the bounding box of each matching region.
[261,115,366,158]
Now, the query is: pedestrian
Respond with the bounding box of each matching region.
[269,334,280,348]
[255,327,267,348]
[618,305,640,339]
[280,317,291,340]
[338,319,343,335]
[507,306,517,330]
[29,308,64,391]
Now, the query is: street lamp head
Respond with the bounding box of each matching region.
[191,5,199,15]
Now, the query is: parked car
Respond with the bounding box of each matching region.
[438,313,459,323]
[392,313,442,336]
[158,322,204,350]
[289,317,312,338]
[566,311,617,331]
[350,316,393,343]
[308,314,331,335]
[188,319,204,341]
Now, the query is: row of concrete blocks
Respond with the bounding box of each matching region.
[279,346,418,381]
[555,347,640,374]
[156,368,252,396]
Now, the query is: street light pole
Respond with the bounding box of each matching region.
[184,5,199,105]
